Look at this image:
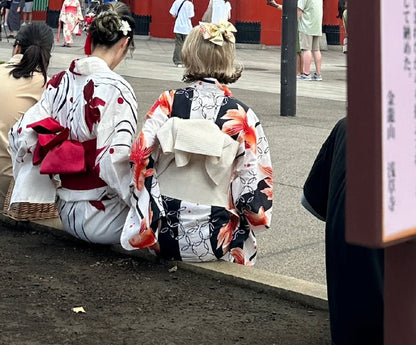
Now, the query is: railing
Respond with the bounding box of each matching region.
[34,0,49,11]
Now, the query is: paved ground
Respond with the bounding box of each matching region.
[0,30,347,298]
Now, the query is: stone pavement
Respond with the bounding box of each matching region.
[0,30,347,308]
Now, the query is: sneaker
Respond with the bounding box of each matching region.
[21,22,26,26]
[312,73,322,81]
[176,64,183,68]
[298,73,312,81]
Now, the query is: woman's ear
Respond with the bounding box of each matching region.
[121,37,130,50]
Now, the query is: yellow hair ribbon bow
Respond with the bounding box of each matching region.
[199,19,237,46]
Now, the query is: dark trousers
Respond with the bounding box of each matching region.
[173,33,187,65]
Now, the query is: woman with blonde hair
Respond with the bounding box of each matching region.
[9,2,138,244]
[121,20,273,265]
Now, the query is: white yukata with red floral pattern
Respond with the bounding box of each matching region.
[121,78,273,265]
[9,57,138,244]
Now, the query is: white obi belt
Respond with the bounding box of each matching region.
[156,117,239,207]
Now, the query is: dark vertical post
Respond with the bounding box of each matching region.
[347,0,416,344]
[280,0,297,116]
[385,242,416,344]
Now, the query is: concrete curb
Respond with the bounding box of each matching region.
[1,217,328,311]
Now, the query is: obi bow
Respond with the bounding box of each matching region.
[156,117,239,186]
[27,118,86,175]
[199,19,237,46]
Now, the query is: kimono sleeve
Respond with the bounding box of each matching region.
[96,83,138,206]
[120,91,173,251]
[231,107,273,233]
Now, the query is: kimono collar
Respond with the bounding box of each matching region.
[70,57,112,76]
[197,78,233,97]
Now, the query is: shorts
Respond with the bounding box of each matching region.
[299,32,320,51]
[23,1,33,12]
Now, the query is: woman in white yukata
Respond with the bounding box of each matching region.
[121,20,273,265]
[9,2,137,244]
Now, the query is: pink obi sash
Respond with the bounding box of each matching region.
[64,5,78,14]
[28,117,107,191]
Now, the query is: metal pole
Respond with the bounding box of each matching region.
[280,0,297,116]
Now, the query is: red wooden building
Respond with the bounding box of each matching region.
[37,0,344,46]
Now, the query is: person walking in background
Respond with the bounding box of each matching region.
[9,2,138,244]
[0,22,54,216]
[297,0,323,81]
[302,118,384,345]
[59,0,83,47]
[7,0,24,38]
[21,0,32,25]
[211,0,231,24]
[169,0,194,68]
[0,0,11,35]
[121,21,273,265]
[337,0,347,54]
[202,0,231,24]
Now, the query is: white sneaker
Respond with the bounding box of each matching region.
[312,73,323,81]
[21,22,26,26]
[298,73,312,81]
[176,64,183,68]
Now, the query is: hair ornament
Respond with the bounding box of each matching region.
[119,20,131,36]
[199,19,237,46]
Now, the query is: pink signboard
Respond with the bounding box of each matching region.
[381,0,416,241]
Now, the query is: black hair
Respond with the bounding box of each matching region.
[9,22,54,86]
[337,0,346,19]
[90,2,135,51]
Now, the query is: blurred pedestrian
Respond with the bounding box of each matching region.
[297,0,323,81]
[211,0,231,24]
[9,2,138,244]
[121,20,273,265]
[59,0,83,47]
[169,0,194,67]
[21,0,32,25]
[7,0,24,38]
[302,117,384,345]
[0,22,54,216]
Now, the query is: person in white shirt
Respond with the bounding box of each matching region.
[169,0,194,67]
[211,0,231,24]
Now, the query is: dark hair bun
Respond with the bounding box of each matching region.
[91,10,122,44]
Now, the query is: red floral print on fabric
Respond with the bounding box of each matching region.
[128,208,159,251]
[46,71,66,89]
[259,164,274,200]
[84,79,106,133]
[130,131,154,191]
[230,247,246,265]
[221,104,257,153]
[89,200,105,211]
[215,80,233,97]
[146,90,175,118]
[244,206,269,227]
[69,59,82,76]
[217,211,239,253]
